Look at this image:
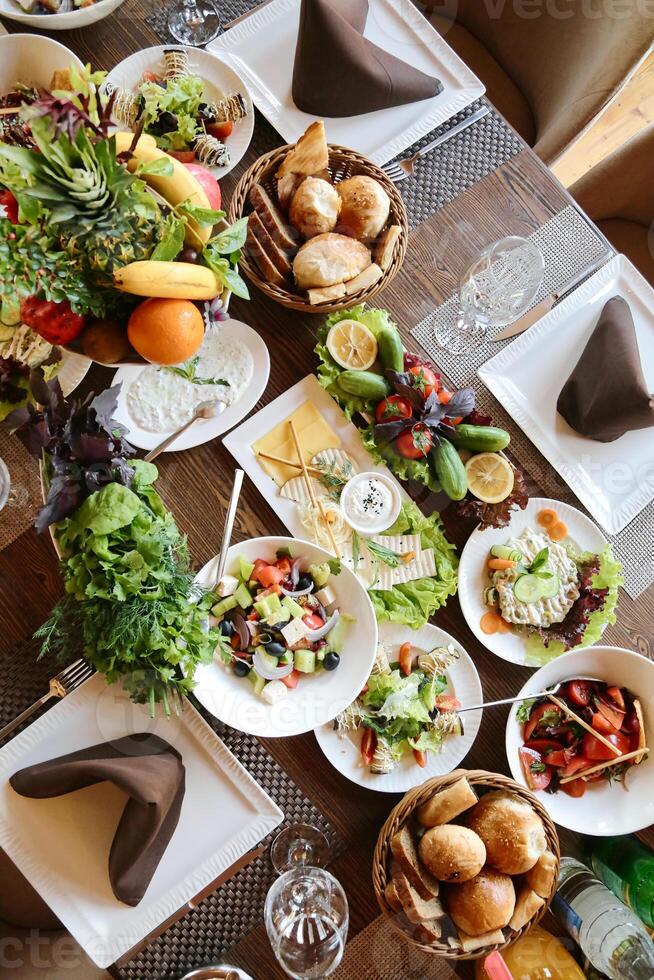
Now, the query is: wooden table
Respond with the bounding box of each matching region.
[2,3,654,977]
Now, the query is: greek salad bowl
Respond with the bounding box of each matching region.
[0,0,126,29]
[192,536,378,737]
[505,646,654,836]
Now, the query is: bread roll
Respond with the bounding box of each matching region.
[419,825,486,883]
[525,850,557,898]
[293,233,371,290]
[466,791,547,876]
[289,177,340,239]
[445,869,515,937]
[417,777,478,827]
[336,175,391,240]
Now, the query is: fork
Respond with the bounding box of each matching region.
[382,105,490,182]
[0,659,93,743]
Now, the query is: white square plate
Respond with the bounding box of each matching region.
[478,254,654,534]
[222,373,408,538]
[0,675,283,968]
[210,0,485,164]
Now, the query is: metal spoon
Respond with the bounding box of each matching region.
[144,399,224,462]
[456,676,604,714]
[210,468,244,590]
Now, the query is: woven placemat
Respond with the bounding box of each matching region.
[0,431,40,553]
[331,915,463,980]
[411,205,652,599]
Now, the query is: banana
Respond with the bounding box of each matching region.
[113,136,212,248]
[114,260,220,300]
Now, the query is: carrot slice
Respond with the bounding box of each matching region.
[549,521,568,541]
[538,508,558,527]
[496,618,513,633]
[480,611,502,634]
[487,558,517,571]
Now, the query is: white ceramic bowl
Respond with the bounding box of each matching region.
[0,33,82,90]
[505,645,654,835]
[192,536,378,737]
[0,0,125,29]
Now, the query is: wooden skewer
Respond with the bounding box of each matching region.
[549,694,622,757]
[256,450,322,476]
[288,419,339,557]
[633,698,647,764]
[559,748,649,785]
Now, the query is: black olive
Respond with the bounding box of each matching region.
[297,574,313,591]
[323,651,340,671]
[265,641,287,658]
[179,248,199,264]
[233,660,249,677]
[220,620,235,637]
[157,110,179,132]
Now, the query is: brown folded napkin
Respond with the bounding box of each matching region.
[557,296,654,442]
[10,734,185,907]
[292,0,443,117]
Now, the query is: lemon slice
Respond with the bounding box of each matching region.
[326,319,378,371]
[465,453,514,503]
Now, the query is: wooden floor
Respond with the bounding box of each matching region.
[552,49,654,187]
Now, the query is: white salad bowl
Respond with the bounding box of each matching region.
[0,34,83,90]
[192,536,378,738]
[0,0,125,29]
[505,645,654,835]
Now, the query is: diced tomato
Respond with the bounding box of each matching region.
[395,424,432,459]
[523,703,563,741]
[592,712,620,735]
[361,728,377,766]
[436,694,462,712]
[141,69,159,82]
[246,610,260,622]
[375,395,413,424]
[519,746,552,791]
[254,563,286,588]
[275,557,292,576]
[583,729,630,761]
[595,698,625,731]
[407,364,440,398]
[413,749,427,768]
[525,738,563,754]
[566,679,593,706]
[606,685,626,711]
[257,584,282,598]
[169,150,196,163]
[281,669,300,689]
[562,778,586,798]
[399,642,413,677]
[230,634,241,650]
[302,613,324,631]
[207,120,233,140]
[561,756,591,778]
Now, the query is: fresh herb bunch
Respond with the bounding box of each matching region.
[166,355,228,387]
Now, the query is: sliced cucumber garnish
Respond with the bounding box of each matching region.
[513,574,543,603]
[490,544,523,562]
[535,572,560,599]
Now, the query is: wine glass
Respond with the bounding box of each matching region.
[270,824,330,875]
[167,0,222,46]
[435,235,544,355]
[264,867,348,979]
[0,459,10,512]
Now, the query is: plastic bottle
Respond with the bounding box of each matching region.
[591,835,654,928]
[552,857,654,979]
[473,924,585,979]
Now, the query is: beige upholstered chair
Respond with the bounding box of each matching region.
[570,123,654,284]
[424,1,653,164]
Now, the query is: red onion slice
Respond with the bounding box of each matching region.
[253,649,294,680]
[305,609,340,642]
[280,584,313,598]
[231,612,251,651]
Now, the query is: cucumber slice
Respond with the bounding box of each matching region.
[294,649,316,673]
[513,574,543,604]
[536,572,560,599]
[490,545,523,562]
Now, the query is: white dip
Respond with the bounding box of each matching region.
[341,472,400,534]
[127,329,253,433]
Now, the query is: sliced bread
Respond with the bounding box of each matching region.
[413,919,442,944]
[249,184,298,252]
[249,210,293,279]
[245,225,287,287]
[392,869,444,925]
[390,824,440,900]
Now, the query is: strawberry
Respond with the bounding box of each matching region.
[20,297,86,346]
[0,190,19,224]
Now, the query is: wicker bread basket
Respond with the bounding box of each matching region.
[227,144,408,313]
[373,769,560,960]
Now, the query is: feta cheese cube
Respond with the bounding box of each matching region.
[215,574,239,598]
[280,617,310,647]
[314,585,337,608]
[261,680,288,705]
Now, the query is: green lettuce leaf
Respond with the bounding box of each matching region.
[368,500,458,629]
[525,544,623,665]
[408,727,444,753]
[140,75,204,150]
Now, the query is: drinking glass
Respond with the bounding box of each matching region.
[270,824,330,875]
[435,235,544,354]
[264,867,348,979]
[0,459,10,512]
[167,0,222,46]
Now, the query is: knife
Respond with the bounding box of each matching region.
[491,254,611,342]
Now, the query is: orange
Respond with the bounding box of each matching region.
[127,298,204,365]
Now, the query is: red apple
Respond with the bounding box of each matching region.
[183,163,222,211]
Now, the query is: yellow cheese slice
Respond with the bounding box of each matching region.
[252,401,341,487]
